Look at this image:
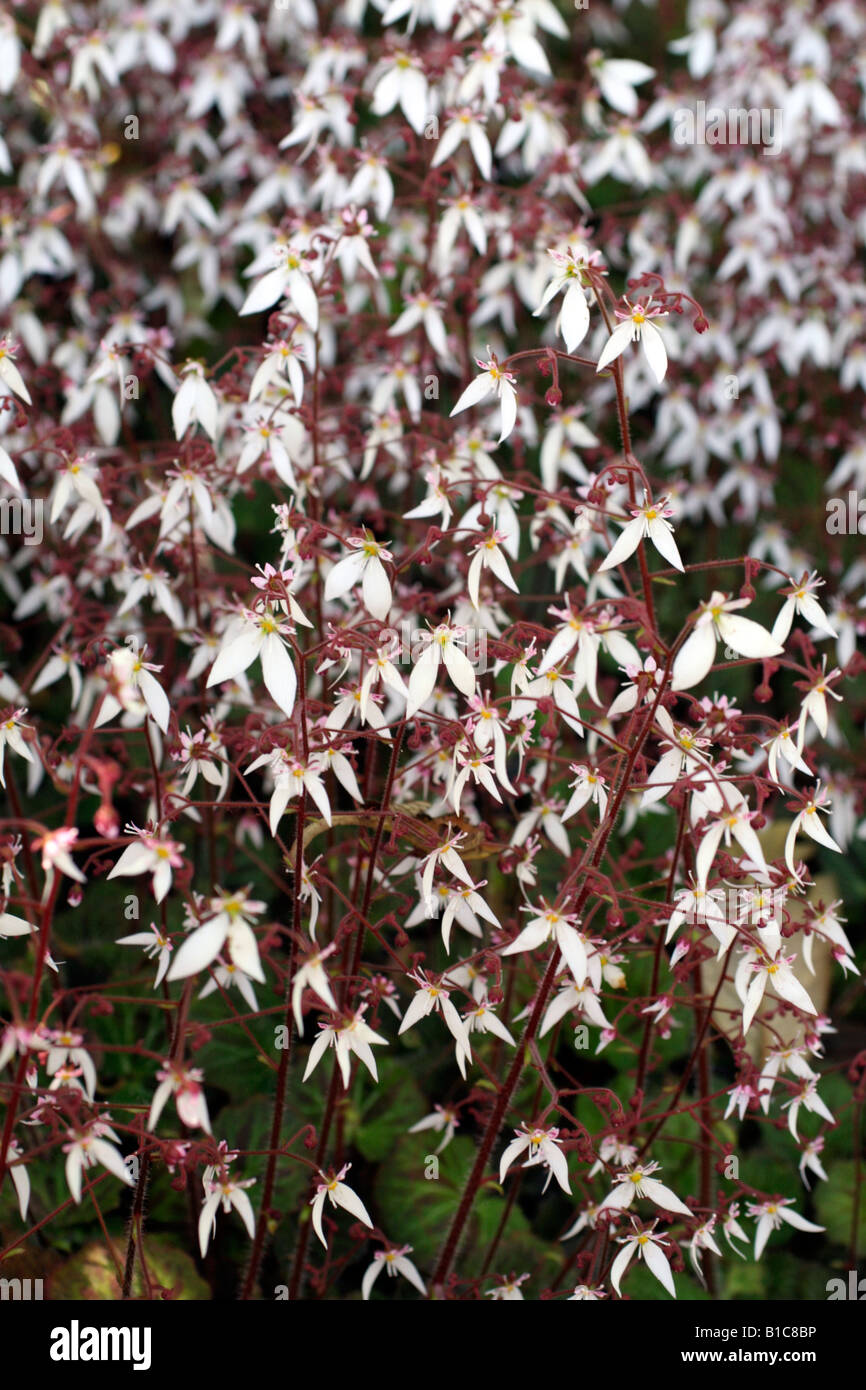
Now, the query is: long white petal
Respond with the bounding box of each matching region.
[362,557,392,621]
[717,612,784,660]
[334,1181,374,1228]
[229,1187,257,1239]
[450,372,493,417]
[442,641,476,696]
[324,551,365,602]
[261,633,297,719]
[647,517,683,571]
[595,321,633,374]
[405,642,440,718]
[362,1260,384,1301]
[671,622,717,691]
[610,1242,635,1296]
[641,1178,692,1216]
[640,321,668,383]
[642,1238,676,1297]
[499,1135,529,1183]
[227,920,266,983]
[166,920,227,981]
[598,515,643,572]
[207,626,263,687]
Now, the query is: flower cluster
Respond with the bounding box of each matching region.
[0,0,862,1306]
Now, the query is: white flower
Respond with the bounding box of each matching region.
[96,642,171,735]
[764,723,810,785]
[408,1104,459,1153]
[537,602,600,691]
[118,564,184,629]
[802,900,854,975]
[32,826,86,886]
[589,52,655,115]
[735,925,817,1035]
[722,1204,749,1257]
[449,746,503,814]
[0,911,36,941]
[747,1198,824,1260]
[362,1245,426,1300]
[148,1062,211,1132]
[466,525,519,610]
[799,660,842,738]
[249,338,305,406]
[600,1160,692,1217]
[359,644,409,722]
[303,1005,388,1087]
[0,338,32,405]
[399,970,473,1077]
[671,590,785,692]
[669,20,717,78]
[247,749,332,836]
[431,108,492,180]
[310,1163,373,1248]
[324,534,393,622]
[611,1218,676,1298]
[502,903,589,989]
[108,827,184,905]
[509,667,583,738]
[240,242,319,328]
[167,888,266,984]
[405,622,476,718]
[199,1158,256,1257]
[172,362,218,441]
[177,726,229,801]
[45,1029,97,1101]
[63,1119,135,1205]
[533,246,596,352]
[463,997,515,1047]
[199,960,260,1011]
[782,1080,835,1141]
[599,493,683,573]
[499,1124,571,1194]
[292,943,338,1033]
[687,1216,723,1286]
[539,977,611,1035]
[0,709,33,786]
[772,572,837,643]
[388,290,449,357]
[450,348,518,444]
[596,299,669,384]
[799,1138,828,1190]
[418,827,474,901]
[694,786,769,889]
[784,784,843,873]
[116,922,173,988]
[371,50,428,134]
[436,194,487,263]
[207,607,298,719]
[7,1140,29,1221]
[665,878,734,955]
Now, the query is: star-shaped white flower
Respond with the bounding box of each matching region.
[499,1124,571,1194]
[310,1163,373,1248]
[599,492,683,573]
[596,299,669,384]
[599,1160,692,1217]
[450,347,518,444]
[671,591,784,692]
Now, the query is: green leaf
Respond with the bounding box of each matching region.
[48,1238,209,1300]
[815,1160,866,1256]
